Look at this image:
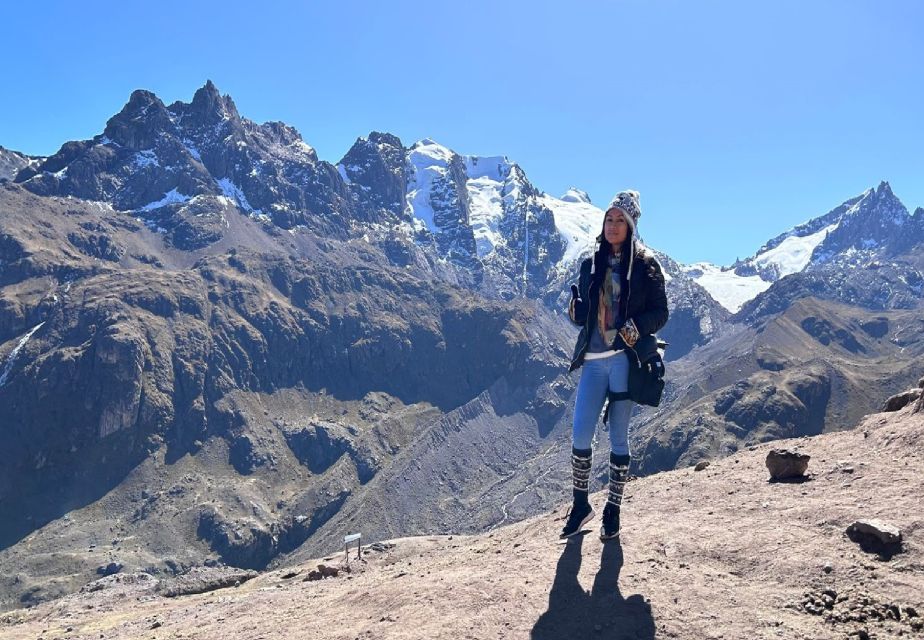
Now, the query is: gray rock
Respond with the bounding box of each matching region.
[765,449,810,481]
[95,562,123,576]
[81,571,159,594]
[847,519,902,546]
[883,388,920,412]
[158,566,258,597]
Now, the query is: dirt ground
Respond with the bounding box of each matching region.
[1,406,922,640]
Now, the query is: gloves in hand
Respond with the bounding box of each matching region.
[619,318,640,347]
[568,284,582,323]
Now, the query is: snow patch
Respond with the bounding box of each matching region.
[291,139,315,155]
[405,139,454,233]
[463,155,511,257]
[752,223,838,278]
[540,193,600,265]
[0,322,45,387]
[182,140,202,162]
[139,188,190,212]
[133,150,160,169]
[682,263,772,313]
[217,177,261,215]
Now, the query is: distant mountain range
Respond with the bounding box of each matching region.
[683,182,922,312]
[1,81,921,611]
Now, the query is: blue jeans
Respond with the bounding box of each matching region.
[572,352,633,456]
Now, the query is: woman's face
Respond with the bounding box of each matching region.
[603,208,629,246]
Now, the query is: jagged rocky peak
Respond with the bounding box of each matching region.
[810,180,913,263]
[560,187,591,204]
[260,121,304,146]
[843,181,907,222]
[338,131,408,219]
[341,131,406,171]
[367,131,403,149]
[170,79,242,128]
[0,146,41,182]
[102,89,175,150]
[866,180,906,219]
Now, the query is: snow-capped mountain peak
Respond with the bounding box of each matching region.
[683,181,917,312]
[540,192,599,266]
[560,187,592,204]
[405,139,459,234]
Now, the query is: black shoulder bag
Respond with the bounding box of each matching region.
[602,339,668,425]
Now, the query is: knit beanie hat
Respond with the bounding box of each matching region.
[592,189,642,278]
[605,190,642,228]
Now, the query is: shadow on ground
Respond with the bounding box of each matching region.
[532,534,655,639]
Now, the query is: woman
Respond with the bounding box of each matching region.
[561,190,669,541]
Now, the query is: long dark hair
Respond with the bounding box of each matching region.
[593,227,634,284]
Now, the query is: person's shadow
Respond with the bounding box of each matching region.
[531,534,656,639]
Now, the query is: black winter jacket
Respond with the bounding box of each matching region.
[568,241,669,372]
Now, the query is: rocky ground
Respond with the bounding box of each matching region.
[2,404,921,640]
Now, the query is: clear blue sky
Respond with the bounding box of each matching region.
[2,1,922,265]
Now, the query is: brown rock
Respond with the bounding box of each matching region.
[765,449,810,481]
[694,461,710,471]
[317,564,339,578]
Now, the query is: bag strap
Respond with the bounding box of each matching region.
[602,390,632,424]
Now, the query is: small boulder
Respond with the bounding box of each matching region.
[847,520,901,545]
[846,519,903,558]
[96,562,123,577]
[883,388,921,412]
[694,461,710,472]
[766,449,810,481]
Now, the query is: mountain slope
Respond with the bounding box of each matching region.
[2,405,921,639]
[631,295,924,475]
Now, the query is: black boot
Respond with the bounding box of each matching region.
[601,452,630,540]
[560,447,595,538]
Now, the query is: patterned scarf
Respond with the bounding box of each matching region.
[597,252,622,342]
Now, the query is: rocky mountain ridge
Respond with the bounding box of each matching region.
[8,81,727,358]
